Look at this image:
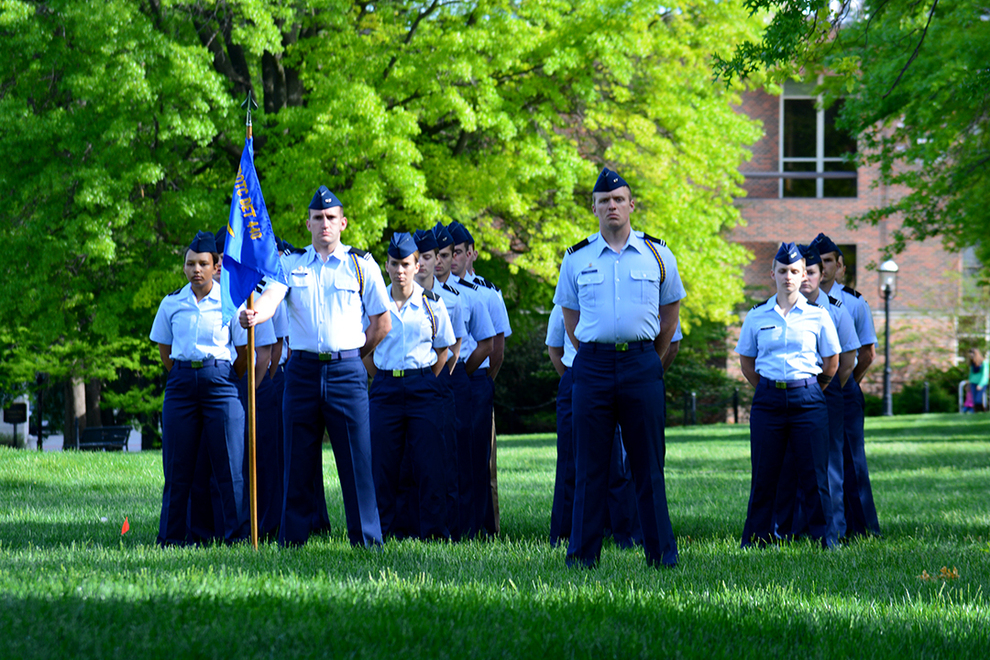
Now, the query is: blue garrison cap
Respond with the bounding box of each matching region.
[309,185,342,210]
[413,228,438,253]
[447,221,474,246]
[388,231,418,259]
[188,230,217,254]
[593,167,631,194]
[214,226,228,253]
[798,243,822,268]
[810,232,842,258]
[432,222,454,251]
[774,242,803,265]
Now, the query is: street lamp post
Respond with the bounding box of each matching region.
[879,260,899,416]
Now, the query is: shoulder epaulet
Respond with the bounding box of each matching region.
[349,247,372,260]
[751,297,771,310]
[807,300,824,309]
[167,287,182,296]
[827,295,842,307]
[441,281,460,296]
[255,282,265,294]
[566,238,590,255]
[456,277,479,290]
[842,284,862,299]
[290,246,306,254]
[423,289,440,302]
[642,233,667,248]
[476,276,500,292]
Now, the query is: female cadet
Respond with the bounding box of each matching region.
[365,232,456,540]
[150,231,247,546]
[734,242,841,549]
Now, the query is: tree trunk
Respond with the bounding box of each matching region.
[63,378,86,449]
[85,378,102,428]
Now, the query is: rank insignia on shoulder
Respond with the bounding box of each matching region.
[828,295,842,307]
[349,247,372,260]
[168,287,182,296]
[642,232,667,248]
[752,298,771,310]
[441,282,460,295]
[423,289,440,302]
[457,278,479,290]
[842,284,863,298]
[566,237,590,255]
[287,246,306,255]
[808,300,823,308]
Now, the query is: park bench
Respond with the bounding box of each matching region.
[77,425,131,451]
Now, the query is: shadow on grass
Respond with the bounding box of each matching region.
[2,575,986,660]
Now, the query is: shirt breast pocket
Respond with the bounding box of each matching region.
[630,269,660,305]
[577,270,604,307]
[289,270,311,289]
[761,326,785,352]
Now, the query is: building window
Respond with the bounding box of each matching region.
[781,81,857,198]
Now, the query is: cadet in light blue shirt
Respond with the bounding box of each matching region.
[367,232,455,540]
[553,167,683,570]
[150,231,247,546]
[240,185,390,548]
[735,242,841,549]
[812,232,881,538]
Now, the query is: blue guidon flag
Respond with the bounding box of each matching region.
[220,136,286,324]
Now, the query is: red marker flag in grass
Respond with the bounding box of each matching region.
[121,517,129,535]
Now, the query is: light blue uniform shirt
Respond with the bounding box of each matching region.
[373,283,456,370]
[821,281,878,346]
[554,231,686,343]
[470,273,512,370]
[431,276,466,340]
[449,276,496,362]
[813,289,861,356]
[735,295,841,381]
[266,244,389,353]
[150,283,234,362]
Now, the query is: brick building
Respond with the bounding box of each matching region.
[727,82,969,397]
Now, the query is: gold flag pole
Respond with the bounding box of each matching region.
[242,90,260,551]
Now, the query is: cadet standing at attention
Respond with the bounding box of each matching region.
[240,185,391,548]
[811,233,881,539]
[365,232,456,540]
[151,231,247,546]
[735,242,841,548]
[553,167,684,569]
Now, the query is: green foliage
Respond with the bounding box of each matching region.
[716,1,990,269]
[2,414,990,657]
[665,318,744,425]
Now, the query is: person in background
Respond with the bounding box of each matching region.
[968,348,988,412]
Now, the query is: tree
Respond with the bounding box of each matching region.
[715,1,990,267]
[1,0,765,426]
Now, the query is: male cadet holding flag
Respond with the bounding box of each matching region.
[240,185,391,547]
[554,167,684,569]
[811,233,881,539]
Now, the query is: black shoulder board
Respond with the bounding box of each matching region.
[477,276,500,292]
[255,282,265,294]
[842,284,862,299]
[287,245,306,254]
[808,300,824,308]
[441,281,460,296]
[456,277,479,290]
[566,238,590,255]
[751,297,771,310]
[423,289,440,302]
[349,247,371,259]
[827,295,842,307]
[167,287,182,296]
[642,233,667,248]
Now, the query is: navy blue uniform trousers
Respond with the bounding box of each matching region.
[437,365,465,540]
[279,354,381,547]
[842,378,881,536]
[773,379,844,544]
[370,370,448,540]
[159,361,246,546]
[551,368,642,548]
[237,373,282,537]
[467,367,494,538]
[567,342,676,568]
[742,378,833,548]
[451,362,475,537]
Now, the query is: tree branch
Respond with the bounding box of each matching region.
[883,0,938,99]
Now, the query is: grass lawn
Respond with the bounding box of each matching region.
[1,413,988,658]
